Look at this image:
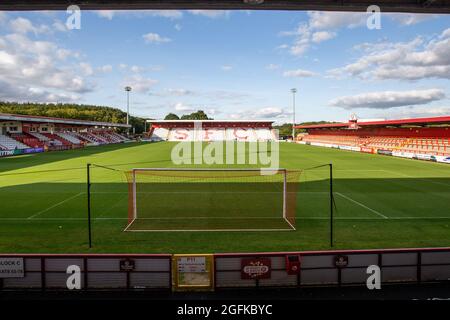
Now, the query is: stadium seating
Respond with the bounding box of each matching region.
[95,131,124,143]
[0,134,30,150]
[9,133,43,148]
[302,134,450,156]
[28,132,51,142]
[77,132,106,145]
[151,127,170,141]
[73,131,128,145]
[55,132,82,145]
[255,128,277,141]
[40,133,72,146]
[151,127,276,142]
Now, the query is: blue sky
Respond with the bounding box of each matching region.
[0,9,448,123]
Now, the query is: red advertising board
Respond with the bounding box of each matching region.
[360,147,374,154]
[241,258,271,279]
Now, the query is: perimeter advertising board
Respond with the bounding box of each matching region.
[0,258,24,278]
[172,254,214,291]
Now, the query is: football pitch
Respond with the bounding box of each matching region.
[0,141,449,253]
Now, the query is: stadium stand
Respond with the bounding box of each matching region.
[41,133,72,146]
[55,132,82,145]
[0,133,30,150]
[28,132,51,142]
[9,132,43,148]
[295,116,450,163]
[0,113,131,157]
[148,120,277,142]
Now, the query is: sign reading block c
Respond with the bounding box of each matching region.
[0,258,24,278]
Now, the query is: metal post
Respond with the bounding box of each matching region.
[87,163,92,248]
[125,86,132,136]
[291,88,297,140]
[127,91,129,126]
[330,163,334,247]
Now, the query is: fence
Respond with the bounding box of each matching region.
[0,254,171,291]
[215,247,450,288]
[1,247,450,291]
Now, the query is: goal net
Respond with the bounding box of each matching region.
[124,168,302,232]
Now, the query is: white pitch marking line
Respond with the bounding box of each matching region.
[124,228,294,232]
[336,192,388,219]
[27,192,84,220]
[298,217,450,220]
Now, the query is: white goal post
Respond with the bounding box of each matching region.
[124,168,300,232]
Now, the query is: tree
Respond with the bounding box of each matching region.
[273,121,337,136]
[164,113,180,120]
[0,101,148,133]
[164,110,212,120]
[188,110,210,120]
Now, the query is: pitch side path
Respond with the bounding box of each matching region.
[0,141,449,253]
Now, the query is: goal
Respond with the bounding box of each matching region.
[124,168,301,232]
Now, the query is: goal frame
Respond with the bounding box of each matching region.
[124,167,296,232]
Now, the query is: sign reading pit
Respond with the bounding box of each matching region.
[172,254,214,291]
[0,258,24,278]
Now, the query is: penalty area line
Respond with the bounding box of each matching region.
[27,192,84,220]
[335,192,388,219]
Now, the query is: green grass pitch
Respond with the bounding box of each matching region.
[0,141,449,253]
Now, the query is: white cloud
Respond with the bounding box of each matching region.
[96,10,183,20]
[0,32,94,103]
[276,44,289,50]
[151,88,195,97]
[174,24,182,31]
[123,75,158,93]
[307,11,366,30]
[130,65,142,73]
[98,65,113,73]
[229,107,291,121]
[174,102,194,112]
[388,13,437,26]
[221,65,233,71]
[152,10,183,19]
[143,32,172,44]
[328,28,450,80]
[375,105,450,119]
[372,65,450,81]
[329,89,446,110]
[188,10,230,18]
[9,17,50,35]
[266,64,280,70]
[0,80,80,103]
[441,28,450,39]
[52,20,68,32]
[79,62,94,76]
[168,89,195,96]
[278,13,349,56]
[311,31,336,43]
[279,12,431,57]
[96,10,115,20]
[283,69,316,78]
[0,12,7,25]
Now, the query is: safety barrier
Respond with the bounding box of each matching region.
[1,248,450,291]
[0,254,171,291]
